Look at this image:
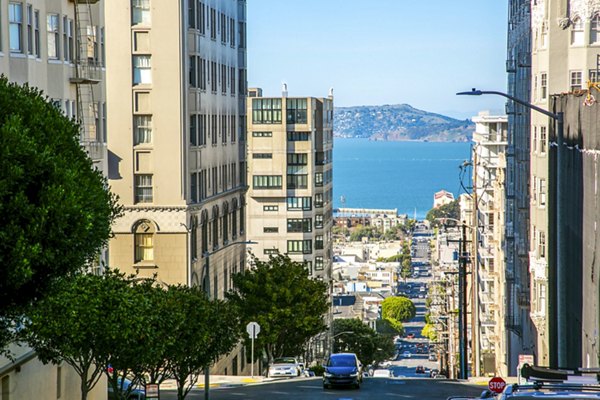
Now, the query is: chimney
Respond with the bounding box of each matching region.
[282,82,288,98]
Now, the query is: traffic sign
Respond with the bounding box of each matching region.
[246,321,260,339]
[488,376,506,393]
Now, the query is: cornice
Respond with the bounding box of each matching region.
[569,0,600,19]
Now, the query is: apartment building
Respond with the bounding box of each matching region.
[471,113,508,376]
[246,87,334,281]
[505,0,536,375]
[105,0,250,375]
[530,0,600,368]
[0,0,108,397]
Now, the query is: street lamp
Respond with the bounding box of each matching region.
[201,239,257,400]
[457,88,567,366]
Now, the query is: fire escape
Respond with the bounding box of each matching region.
[69,0,103,164]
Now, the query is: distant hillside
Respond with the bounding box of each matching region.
[334,104,474,142]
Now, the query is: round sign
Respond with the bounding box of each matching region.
[488,376,506,393]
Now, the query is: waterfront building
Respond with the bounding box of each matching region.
[505,0,536,375]
[334,208,408,232]
[529,0,600,368]
[0,0,107,397]
[470,112,508,375]
[433,190,455,208]
[246,87,334,281]
[105,0,250,375]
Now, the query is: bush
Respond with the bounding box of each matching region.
[309,365,325,376]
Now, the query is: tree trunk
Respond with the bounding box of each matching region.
[80,370,89,400]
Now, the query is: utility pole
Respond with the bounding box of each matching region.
[459,222,469,379]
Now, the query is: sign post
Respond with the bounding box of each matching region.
[488,376,506,394]
[246,322,261,378]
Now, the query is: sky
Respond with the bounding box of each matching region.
[247,0,509,120]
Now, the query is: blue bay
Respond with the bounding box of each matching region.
[333,138,472,220]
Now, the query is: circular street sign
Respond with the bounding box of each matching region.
[488,376,506,393]
[246,321,260,339]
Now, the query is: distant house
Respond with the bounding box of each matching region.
[433,190,455,208]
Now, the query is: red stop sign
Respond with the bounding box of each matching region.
[488,376,506,393]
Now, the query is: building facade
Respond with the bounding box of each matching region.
[471,113,508,376]
[105,0,251,375]
[246,87,334,281]
[530,0,600,368]
[0,0,108,397]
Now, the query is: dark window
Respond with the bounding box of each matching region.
[287,218,312,233]
[252,98,282,124]
[286,98,307,124]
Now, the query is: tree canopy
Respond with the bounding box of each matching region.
[425,199,460,227]
[332,319,395,366]
[381,296,416,334]
[226,254,329,363]
[0,77,121,320]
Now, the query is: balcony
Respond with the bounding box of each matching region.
[70,61,102,84]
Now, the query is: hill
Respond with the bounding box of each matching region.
[334,104,474,142]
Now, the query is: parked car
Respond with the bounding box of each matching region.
[373,369,393,378]
[415,365,425,374]
[402,351,412,358]
[268,357,303,378]
[428,353,437,361]
[107,378,145,400]
[406,333,415,339]
[323,353,363,389]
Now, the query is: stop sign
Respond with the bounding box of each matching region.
[488,376,506,393]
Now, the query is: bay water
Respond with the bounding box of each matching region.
[333,138,472,220]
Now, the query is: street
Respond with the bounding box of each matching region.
[159,377,486,399]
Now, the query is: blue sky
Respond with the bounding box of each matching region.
[247,1,509,120]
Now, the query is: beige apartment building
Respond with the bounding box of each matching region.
[246,87,334,281]
[470,113,508,376]
[529,0,600,366]
[105,0,250,375]
[0,0,108,398]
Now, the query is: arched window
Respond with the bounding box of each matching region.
[592,14,600,44]
[212,206,219,251]
[201,210,208,254]
[134,219,156,264]
[571,17,584,45]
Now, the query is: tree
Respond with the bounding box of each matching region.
[425,200,460,227]
[23,270,148,400]
[332,319,395,366]
[381,296,416,333]
[0,77,121,346]
[226,254,329,364]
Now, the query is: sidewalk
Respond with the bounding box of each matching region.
[160,375,296,390]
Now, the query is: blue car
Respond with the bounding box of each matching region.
[323,353,363,389]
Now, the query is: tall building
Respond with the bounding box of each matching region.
[505,0,536,374]
[105,0,250,375]
[530,0,600,368]
[246,87,334,281]
[0,0,107,397]
[470,112,508,376]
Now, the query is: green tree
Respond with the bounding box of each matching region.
[226,254,329,363]
[23,270,148,400]
[421,323,438,341]
[349,225,381,242]
[400,258,412,281]
[0,77,121,350]
[332,319,395,366]
[381,296,416,332]
[425,199,460,227]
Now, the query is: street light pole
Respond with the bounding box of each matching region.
[457,88,566,367]
[201,239,256,400]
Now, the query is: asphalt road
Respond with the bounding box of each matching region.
[159,377,485,399]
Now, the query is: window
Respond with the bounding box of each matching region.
[287,174,308,189]
[47,14,59,59]
[253,175,282,189]
[252,98,282,124]
[252,153,272,159]
[26,5,32,55]
[132,0,151,25]
[315,214,324,229]
[263,205,278,212]
[570,70,583,91]
[287,153,307,165]
[133,55,152,84]
[315,193,323,208]
[134,221,155,263]
[252,131,272,137]
[135,174,153,203]
[315,256,324,271]
[287,196,311,210]
[188,0,196,29]
[540,73,547,100]
[532,126,537,153]
[540,21,548,48]
[33,10,40,57]
[189,56,197,87]
[315,172,323,187]
[287,240,312,254]
[263,227,278,233]
[592,14,600,44]
[571,17,584,45]
[287,218,312,233]
[540,126,547,153]
[190,173,198,203]
[286,98,308,124]
[287,153,308,189]
[134,115,152,144]
[538,231,546,258]
[190,114,197,146]
[199,114,207,145]
[315,235,324,250]
[287,131,310,141]
[539,178,546,206]
[9,2,23,52]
